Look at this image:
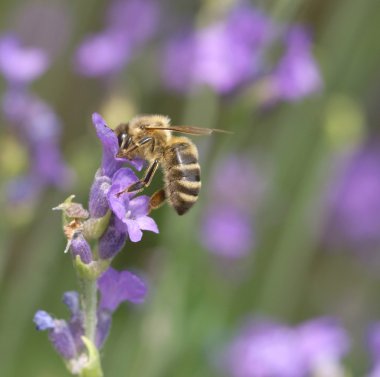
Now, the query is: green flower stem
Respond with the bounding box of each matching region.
[80,274,98,344]
[75,256,108,377]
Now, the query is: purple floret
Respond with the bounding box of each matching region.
[98,267,148,312]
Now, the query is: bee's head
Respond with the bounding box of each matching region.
[128,115,171,136]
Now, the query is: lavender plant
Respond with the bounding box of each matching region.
[33,113,158,376]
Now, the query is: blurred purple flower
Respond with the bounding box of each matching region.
[368,323,380,377]
[210,155,261,210]
[6,175,42,204]
[3,90,61,143]
[1,65,73,206]
[0,35,49,84]
[74,31,130,77]
[162,5,321,102]
[98,267,147,311]
[297,317,349,370]
[106,0,159,46]
[162,7,273,94]
[2,90,73,199]
[74,0,159,78]
[201,206,254,258]
[266,26,322,103]
[225,320,305,377]
[224,317,349,377]
[200,155,259,259]
[326,145,380,250]
[368,323,380,362]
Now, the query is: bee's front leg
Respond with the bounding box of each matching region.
[116,159,159,197]
[116,137,154,158]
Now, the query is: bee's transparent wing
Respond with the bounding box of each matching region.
[145,125,232,135]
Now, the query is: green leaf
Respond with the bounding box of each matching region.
[82,210,111,240]
[79,336,104,377]
[74,255,110,281]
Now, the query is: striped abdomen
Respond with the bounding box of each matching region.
[164,140,201,215]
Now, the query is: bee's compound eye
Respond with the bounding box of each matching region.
[117,133,124,147]
[118,133,129,149]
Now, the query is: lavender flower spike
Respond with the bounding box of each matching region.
[37,111,160,376]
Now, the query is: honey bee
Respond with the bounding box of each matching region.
[115,115,229,215]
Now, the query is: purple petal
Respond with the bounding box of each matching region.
[108,167,139,221]
[128,157,145,171]
[98,267,148,312]
[62,291,80,315]
[92,112,123,177]
[0,35,49,83]
[119,270,147,304]
[136,216,159,233]
[34,310,55,331]
[125,219,143,242]
[111,167,140,189]
[128,195,150,217]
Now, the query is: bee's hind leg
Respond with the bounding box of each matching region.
[149,189,166,212]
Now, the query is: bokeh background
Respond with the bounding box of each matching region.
[1,0,380,376]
